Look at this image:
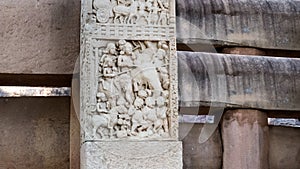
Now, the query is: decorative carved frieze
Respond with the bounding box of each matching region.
[91,0,172,25]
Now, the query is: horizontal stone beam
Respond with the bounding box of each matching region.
[178,51,300,111]
[0,0,299,74]
[176,0,300,51]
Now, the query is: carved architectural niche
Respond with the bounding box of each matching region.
[80,0,181,168]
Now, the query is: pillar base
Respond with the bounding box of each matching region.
[81,141,182,169]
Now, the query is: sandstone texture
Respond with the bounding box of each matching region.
[221,109,269,169]
[176,0,300,50]
[178,51,300,111]
[0,97,70,169]
[269,126,300,169]
[180,123,222,169]
[81,141,183,169]
[0,0,80,74]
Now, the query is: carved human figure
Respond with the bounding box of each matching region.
[96,92,109,113]
[110,96,128,115]
[155,41,170,89]
[136,1,149,24]
[115,73,134,105]
[129,97,148,135]
[157,67,169,90]
[102,58,118,77]
[156,96,169,133]
[148,0,160,24]
[153,48,166,66]
[143,97,162,133]
[98,78,118,108]
[100,43,117,63]
[100,43,118,77]
[117,40,136,72]
[157,3,169,25]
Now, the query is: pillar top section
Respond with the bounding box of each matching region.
[81,0,176,41]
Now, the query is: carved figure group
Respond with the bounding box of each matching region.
[90,40,171,139]
[93,0,170,25]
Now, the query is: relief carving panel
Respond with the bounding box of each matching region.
[92,0,171,25]
[80,0,181,168]
[81,0,177,141]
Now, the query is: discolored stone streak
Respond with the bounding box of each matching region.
[178,51,300,111]
[176,0,300,50]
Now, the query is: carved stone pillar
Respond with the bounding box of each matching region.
[222,109,269,169]
[80,0,182,168]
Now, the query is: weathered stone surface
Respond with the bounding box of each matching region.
[0,97,70,169]
[269,126,300,169]
[81,141,182,169]
[176,0,300,50]
[0,0,80,74]
[221,109,269,169]
[180,124,222,169]
[178,51,300,111]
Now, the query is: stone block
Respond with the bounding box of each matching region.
[81,141,182,169]
[269,126,300,169]
[178,51,300,111]
[0,97,70,169]
[0,0,80,74]
[176,0,300,50]
[180,123,222,169]
[221,109,269,169]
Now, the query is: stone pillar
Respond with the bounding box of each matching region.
[221,109,269,169]
[80,0,182,168]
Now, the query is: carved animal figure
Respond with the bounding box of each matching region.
[113,0,139,24]
[91,113,118,138]
[132,41,164,96]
